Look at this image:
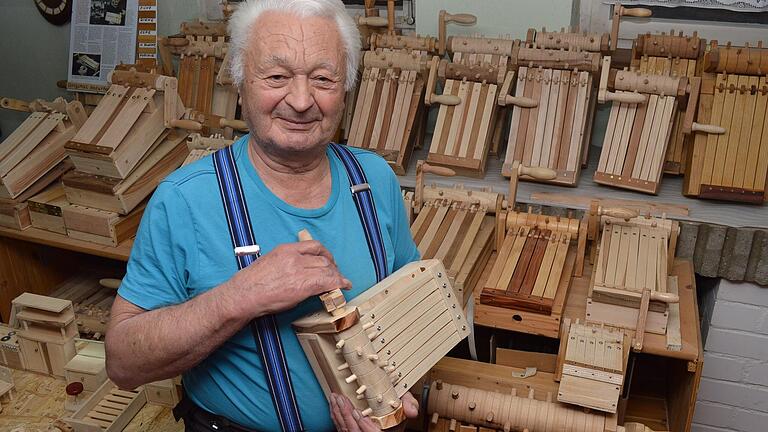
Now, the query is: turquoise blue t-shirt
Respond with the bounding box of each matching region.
[117,136,419,431]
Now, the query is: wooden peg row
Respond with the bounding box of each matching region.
[446,36,518,57]
[438,60,506,85]
[109,69,173,90]
[612,69,682,96]
[370,33,438,53]
[362,51,430,73]
[634,33,703,59]
[530,29,604,53]
[704,44,768,75]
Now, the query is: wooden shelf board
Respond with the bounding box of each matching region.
[0,226,132,261]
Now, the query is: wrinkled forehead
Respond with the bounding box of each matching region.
[245,10,344,71]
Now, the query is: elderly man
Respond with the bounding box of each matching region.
[105,1,420,431]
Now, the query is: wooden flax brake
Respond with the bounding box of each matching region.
[0,96,86,199]
[683,40,768,204]
[478,163,587,338]
[593,56,708,194]
[346,50,435,175]
[292,235,470,430]
[409,161,500,307]
[631,31,707,175]
[585,201,681,352]
[502,28,604,186]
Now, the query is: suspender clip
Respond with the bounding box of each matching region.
[350,183,370,194]
[234,245,261,257]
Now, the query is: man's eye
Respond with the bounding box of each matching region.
[268,75,288,82]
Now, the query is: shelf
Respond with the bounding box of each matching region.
[16,308,74,327]
[0,226,132,261]
[399,140,768,229]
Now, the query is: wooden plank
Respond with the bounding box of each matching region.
[711,74,739,186]
[423,208,458,259]
[369,69,394,151]
[462,83,486,162]
[418,205,450,257]
[473,84,497,163]
[605,102,628,175]
[444,80,470,157]
[598,101,621,173]
[700,74,727,187]
[449,210,486,274]
[429,79,453,154]
[392,70,417,154]
[625,226,641,291]
[621,93,648,179]
[508,228,540,294]
[540,69,560,168]
[459,82,482,158]
[632,94,659,180]
[353,67,379,148]
[666,276,682,351]
[347,69,371,147]
[552,69,571,170]
[0,112,46,161]
[0,113,63,177]
[384,70,407,151]
[515,68,535,163]
[753,76,768,193]
[543,232,570,299]
[721,75,750,187]
[743,76,768,190]
[485,227,519,289]
[640,95,668,181]
[604,225,623,287]
[531,69,552,167]
[505,68,528,166]
[433,208,467,262]
[520,229,551,296]
[647,96,676,182]
[94,88,154,150]
[568,72,590,173]
[413,205,437,246]
[522,69,544,165]
[613,226,632,288]
[532,232,558,298]
[495,226,531,292]
[613,102,637,175]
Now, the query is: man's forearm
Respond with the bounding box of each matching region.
[106,281,252,389]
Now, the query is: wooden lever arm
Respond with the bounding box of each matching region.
[619,6,652,17]
[691,122,726,134]
[0,97,31,112]
[429,94,461,106]
[358,16,388,27]
[500,95,538,108]
[444,12,476,25]
[519,165,556,180]
[599,206,639,220]
[606,92,646,104]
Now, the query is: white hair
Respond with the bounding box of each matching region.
[228,0,361,91]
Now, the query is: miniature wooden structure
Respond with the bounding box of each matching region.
[293,257,469,429]
[593,56,705,194]
[182,133,235,166]
[586,204,680,350]
[347,51,434,174]
[65,349,107,393]
[557,320,630,413]
[424,37,519,177]
[0,97,85,199]
[410,161,498,306]
[62,130,188,215]
[28,183,68,234]
[0,325,23,371]
[12,293,78,377]
[502,29,602,186]
[145,378,180,407]
[65,380,146,432]
[631,31,707,175]
[684,41,768,203]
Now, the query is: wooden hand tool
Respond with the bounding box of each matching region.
[438,10,477,55]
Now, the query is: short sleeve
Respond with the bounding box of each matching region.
[117,181,199,310]
[387,170,420,269]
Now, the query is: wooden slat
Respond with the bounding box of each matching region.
[473,84,497,162]
[432,79,459,155]
[539,69,561,168]
[495,226,531,291]
[72,85,128,145]
[484,227,520,289]
[522,69,544,165]
[531,232,559,297]
[95,88,154,150]
[543,232,570,299]
[700,74,727,187]
[605,102,628,175]
[384,70,407,151]
[621,94,648,179]
[531,69,552,167]
[639,95,665,181]
[625,226,641,291]
[506,68,528,165]
[459,82,482,158]
[604,225,622,287]
[647,96,676,182]
[463,82,487,161]
[551,69,571,170]
[568,73,590,173]
[443,80,469,156]
[711,74,739,186]
[743,76,768,190]
[722,75,750,187]
[598,100,621,173]
[449,210,486,274]
[0,112,46,161]
[0,113,62,177]
[636,227,650,290]
[433,208,467,261]
[631,94,659,180]
[347,69,371,147]
[392,70,417,153]
[520,230,550,296]
[418,204,450,256]
[423,208,458,259]
[369,69,393,150]
[752,77,768,192]
[356,67,380,148]
[508,228,540,294]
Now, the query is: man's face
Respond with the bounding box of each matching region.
[240,11,346,156]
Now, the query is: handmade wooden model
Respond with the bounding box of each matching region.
[556,320,629,413]
[293,250,469,429]
[347,51,435,174]
[12,293,78,377]
[0,325,23,371]
[0,97,85,199]
[502,29,602,186]
[65,380,146,432]
[632,31,707,175]
[182,133,235,166]
[586,203,680,351]
[424,36,519,177]
[593,56,707,194]
[684,41,768,203]
[62,202,146,247]
[410,161,498,306]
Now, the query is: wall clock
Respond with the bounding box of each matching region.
[34,0,72,25]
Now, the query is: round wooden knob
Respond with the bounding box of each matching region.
[66,382,84,396]
[519,165,557,180]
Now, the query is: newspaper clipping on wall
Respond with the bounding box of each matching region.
[67,0,138,93]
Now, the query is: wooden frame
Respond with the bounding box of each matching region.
[293,259,470,429]
[684,41,768,203]
[64,380,146,432]
[63,203,146,247]
[28,183,68,235]
[346,51,433,175]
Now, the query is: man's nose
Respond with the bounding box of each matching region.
[284,76,315,113]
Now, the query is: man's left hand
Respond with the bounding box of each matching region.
[329,392,419,432]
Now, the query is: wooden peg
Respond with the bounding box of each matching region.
[598,206,638,220]
[169,119,203,131]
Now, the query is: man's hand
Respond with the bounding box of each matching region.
[226,240,351,317]
[329,392,419,432]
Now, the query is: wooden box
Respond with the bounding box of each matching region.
[145,378,179,407]
[28,183,68,235]
[0,200,31,231]
[63,203,146,246]
[65,354,107,392]
[0,324,24,371]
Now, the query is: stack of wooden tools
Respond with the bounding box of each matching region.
[585,201,681,353]
[293,229,470,429]
[592,55,708,194]
[60,68,191,246]
[631,31,707,176]
[477,162,585,339]
[684,41,768,203]
[160,20,246,140]
[501,28,602,186]
[408,161,499,307]
[182,133,236,166]
[427,21,516,177]
[0,97,85,230]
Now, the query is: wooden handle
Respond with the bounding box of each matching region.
[99,278,122,289]
[358,16,388,27]
[606,92,646,104]
[600,207,638,220]
[298,229,313,242]
[299,229,348,315]
[430,94,461,106]
[650,291,680,304]
[692,122,726,134]
[502,95,538,108]
[519,165,557,180]
[422,163,456,177]
[620,6,652,17]
[445,13,476,25]
[170,119,203,131]
[0,97,31,112]
[219,118,249,131]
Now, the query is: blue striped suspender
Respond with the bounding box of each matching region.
[329,143,389,282]
[212,143,390,431]
[213,145,304,432]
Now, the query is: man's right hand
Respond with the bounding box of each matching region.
[225,240,352,317]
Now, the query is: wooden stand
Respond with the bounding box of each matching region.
[64,380,146,432]
[293,259,470,429]
[684,41,768,203]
